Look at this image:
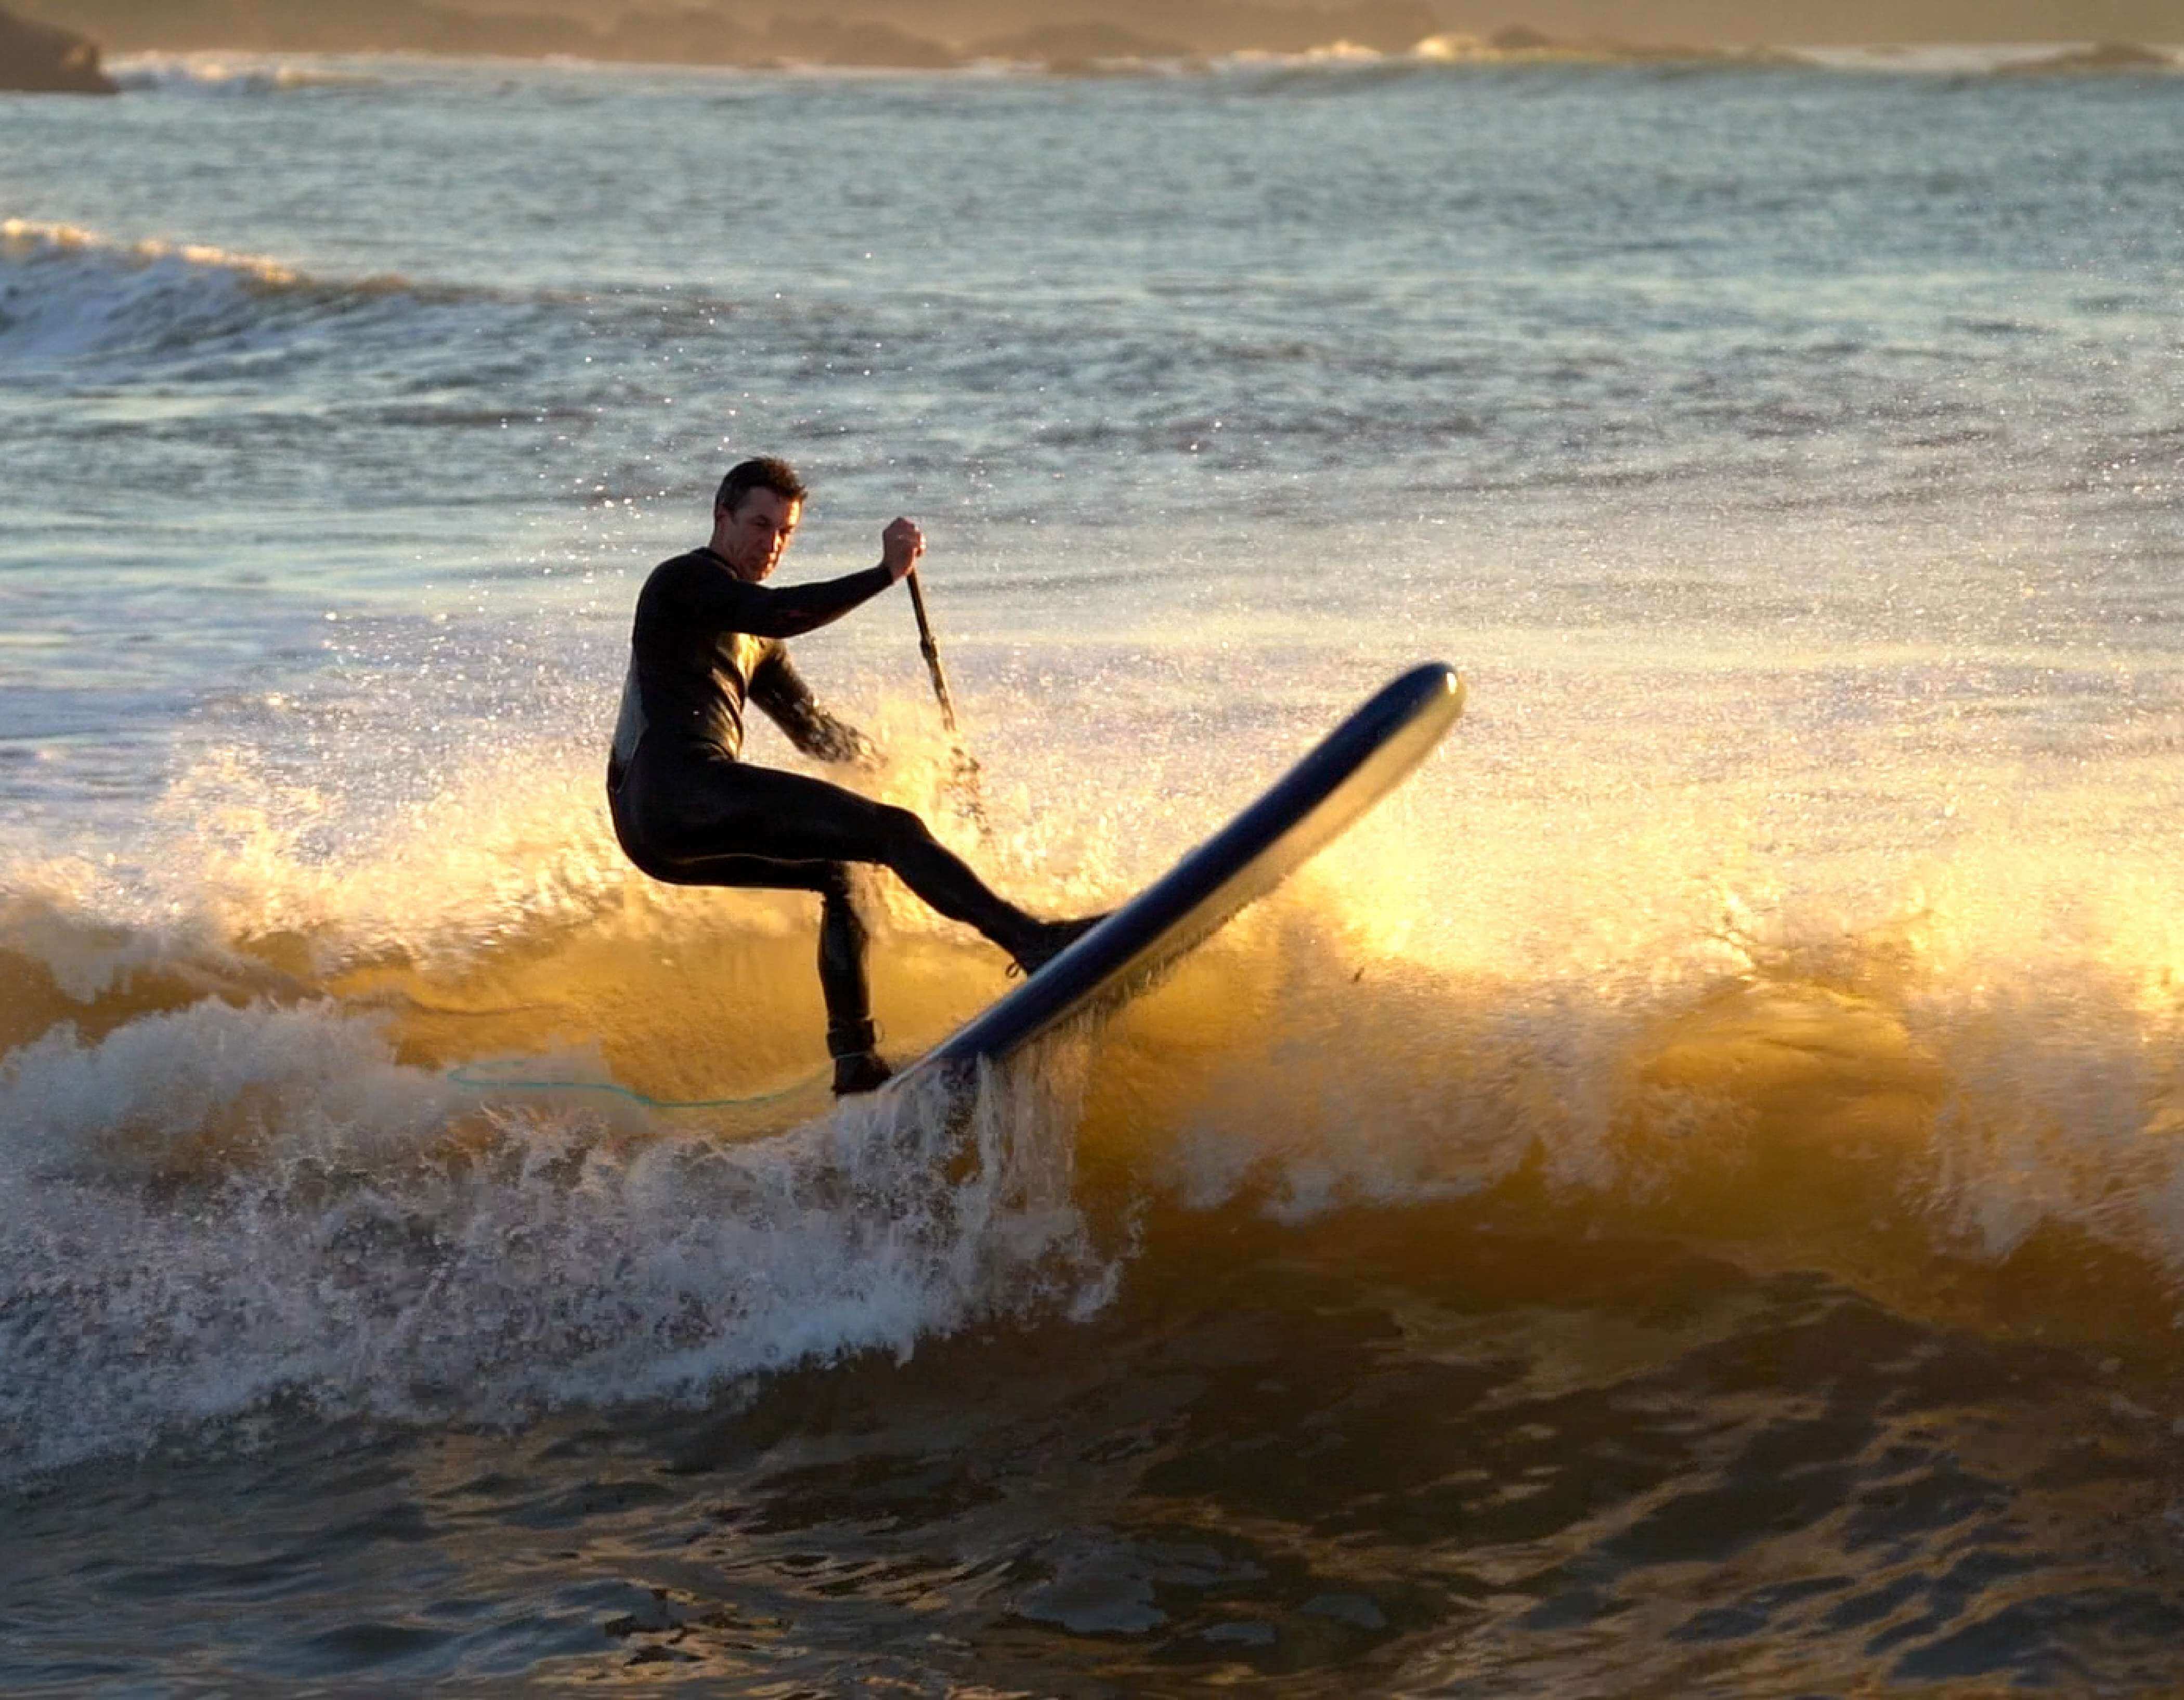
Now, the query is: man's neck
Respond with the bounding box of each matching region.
[698,542,758,583]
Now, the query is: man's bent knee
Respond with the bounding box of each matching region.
[872,803,937,856]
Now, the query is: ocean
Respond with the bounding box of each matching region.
[4,44,2184,1694]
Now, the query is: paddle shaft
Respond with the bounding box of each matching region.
[905,568,959,734]
[904,566,990,834]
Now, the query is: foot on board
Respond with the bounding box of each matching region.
[1008,913,1110,979]
[831,1050,896,1096]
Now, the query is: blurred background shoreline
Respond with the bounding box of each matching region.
[9,0,2184,75]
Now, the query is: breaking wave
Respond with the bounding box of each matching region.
[5,711,2184,1483]
[107,53,384,97]
[0,217,472,375]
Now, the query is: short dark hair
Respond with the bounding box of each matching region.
[714,456,807,515]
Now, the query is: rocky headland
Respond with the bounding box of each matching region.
[1,3,116,90]
[1993,40,2176,75]
[16,0,2184,74]
[1416,22,1796,64]
[15,1,1445,68]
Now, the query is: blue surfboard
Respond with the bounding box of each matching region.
[891,661,1464,1092]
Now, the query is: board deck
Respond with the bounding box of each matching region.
[890,661,1464,1093]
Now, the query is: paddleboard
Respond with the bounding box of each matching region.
[889,660,1464,1093]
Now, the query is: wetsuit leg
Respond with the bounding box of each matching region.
[616,745,1049,962]
[813,861,875,1059]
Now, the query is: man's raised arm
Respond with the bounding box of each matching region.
[677,561,895,639]
[675,515,925,638]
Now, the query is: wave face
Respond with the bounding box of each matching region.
[5,218,354,368]
[6,53,2184,1696]
[6,682,2184,1465]
[0,217,535,378]
[6,701,2184,1688]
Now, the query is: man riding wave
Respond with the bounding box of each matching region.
[606,456,1100,1094]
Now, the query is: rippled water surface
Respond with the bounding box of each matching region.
[4,47,2184,1694]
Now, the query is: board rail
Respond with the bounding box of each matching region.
[896,660,1464,1089]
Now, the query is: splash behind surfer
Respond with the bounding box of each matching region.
[606,456,1097,1095]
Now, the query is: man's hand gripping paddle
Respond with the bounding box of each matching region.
[905,568,990,835]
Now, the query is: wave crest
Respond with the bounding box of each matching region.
[7,726,2184,1478]
[0,217,472,372]
[109,52,382,97]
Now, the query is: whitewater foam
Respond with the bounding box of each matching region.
[8,685,2184,1481]
[0,985,1112,1481]
[108,53,382,98]
[2,216,302,287]
[0,218,496,376]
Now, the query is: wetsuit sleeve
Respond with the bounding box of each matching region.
[668,559,895,640]
[750,645,879,767]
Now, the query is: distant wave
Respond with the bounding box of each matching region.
[701,36,2168,82]
[70,41,2182,93]
[1,217,305,288]
[108,52,383,97]
[1003,37,1812,82]
[0,218,487,373]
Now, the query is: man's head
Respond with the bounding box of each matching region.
[710,456,808,581]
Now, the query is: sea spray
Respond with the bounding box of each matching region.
[0,1001,1112,1481]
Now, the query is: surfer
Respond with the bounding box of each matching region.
[605,456,1099,1095]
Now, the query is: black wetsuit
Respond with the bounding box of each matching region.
[605,546,1048,1061]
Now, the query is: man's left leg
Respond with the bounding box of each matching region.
[814,861,891,1092]
[614,751,1099,1090]
[610,830,888,1092]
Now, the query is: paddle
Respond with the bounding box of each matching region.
[905,567,989,833]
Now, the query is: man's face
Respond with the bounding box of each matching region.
[714,489,801,580]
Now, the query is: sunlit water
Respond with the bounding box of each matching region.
[4,47,2184,1694]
